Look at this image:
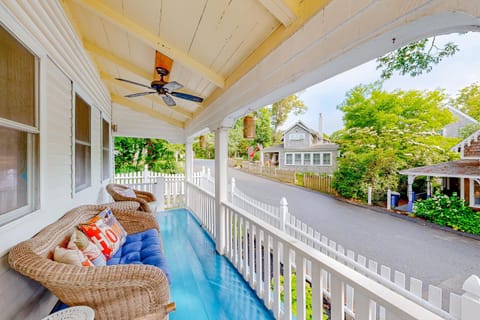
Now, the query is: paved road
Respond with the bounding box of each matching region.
[194,160,480,298]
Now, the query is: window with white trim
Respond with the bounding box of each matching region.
[313,153,321,165]
[102,118,110,181]
[303,153,311,165]
[323,152,331,165]
[0,25,39,225]
[75,95,91,192]
[289,133,305,141]
[285,153,293,165]
[294,153,302,165]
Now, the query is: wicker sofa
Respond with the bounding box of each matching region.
[8,204,173,320]
[106,183,158,213]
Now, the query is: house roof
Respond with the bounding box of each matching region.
[447,106,479,125]
[399,159,480,178]
[282,121,320,139]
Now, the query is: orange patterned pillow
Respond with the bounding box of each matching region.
[78,208,127,260]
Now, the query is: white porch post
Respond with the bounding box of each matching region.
[215,127,229,254]
[407,175,415,212]
[185,140,194,207]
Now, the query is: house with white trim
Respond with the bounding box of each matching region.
[263,114,339,174]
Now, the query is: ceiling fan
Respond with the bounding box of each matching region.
[115,66,204,106]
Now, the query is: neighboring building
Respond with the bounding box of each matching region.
[442,106,478,138]
[262,114,339,175]
[400,130,480,209]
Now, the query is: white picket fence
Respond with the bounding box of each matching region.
[225,175,476,320]
[186,180,480,320]
[114,170,202,209]
[117,169,480,319]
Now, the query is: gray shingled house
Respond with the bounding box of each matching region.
[262,114,339,175]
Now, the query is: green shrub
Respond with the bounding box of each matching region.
[413,192,480,234]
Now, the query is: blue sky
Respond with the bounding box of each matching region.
[283,32,480,135]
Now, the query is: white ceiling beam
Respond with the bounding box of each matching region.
[83,40,152,80]
[111,94,184,128]
[69,0,225,88]
[101,72,193,120]
[258,0,296,27]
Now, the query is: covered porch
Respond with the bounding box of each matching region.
[400,159,480,211]
[1,1,480,319]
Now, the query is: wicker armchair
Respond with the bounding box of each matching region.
[8,205,172,320]
[106,183,158,213]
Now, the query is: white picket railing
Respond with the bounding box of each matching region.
[118,170,480,320]
[216,174,478,319]
[221,201,453,320]
[186,181,216,238]
[114,170,201,209]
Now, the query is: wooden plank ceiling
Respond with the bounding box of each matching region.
[61,0,328,132]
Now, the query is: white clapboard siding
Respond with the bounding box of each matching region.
[45,58,73,204]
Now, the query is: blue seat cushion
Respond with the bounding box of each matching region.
[107,228,170,281]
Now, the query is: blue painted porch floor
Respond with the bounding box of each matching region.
[158,209,274,320]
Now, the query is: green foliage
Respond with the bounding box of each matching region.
[413,192,480,234]
[376,37,459,80]
[193,133,215,159]
[277,274,328,320]
[458,123,480,140]
[228,107,273,158]
[114,137,181,173]
[451,83,480,120]
[271,94,307,141]
[333,84,460,201]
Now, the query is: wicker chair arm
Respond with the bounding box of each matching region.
[134,189,157,202]
[9,248,171,319]
[111,208,160,233]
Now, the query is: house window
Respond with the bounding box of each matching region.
[323,153,332,166]
[289,133,305,141]
[285,153,293,165]
[474,181,480,206]
[75,95,91,192]
[294,153,302,165]
[313,153,321,165]
[303,153,311,165]
[102,118,110,181]
[0,25,39,225]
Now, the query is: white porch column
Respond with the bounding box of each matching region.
[426,176,431,198]
[185,140,194,208]
[215,127,229,254]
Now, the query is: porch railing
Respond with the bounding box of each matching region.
[118,170,480,319]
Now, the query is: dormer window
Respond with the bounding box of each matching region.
[289,133,305,141]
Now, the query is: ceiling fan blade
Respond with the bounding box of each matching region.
[115,78,152,90]
[125,91,156,98]
[162,94,176,106]
[170,91,204,103]
[163,81,183,91]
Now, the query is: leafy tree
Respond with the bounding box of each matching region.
[333,84,460,201]
[228,107,273,158]
[376,37,459,80]
[451,83,480,119]
[114,137,181,173]
[271,94,307,141]
[193,133,215,159]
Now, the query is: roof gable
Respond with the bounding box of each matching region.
[283,121,319,139]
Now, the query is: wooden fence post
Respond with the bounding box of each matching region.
[461,275,480,320]
[279,197,288,232]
